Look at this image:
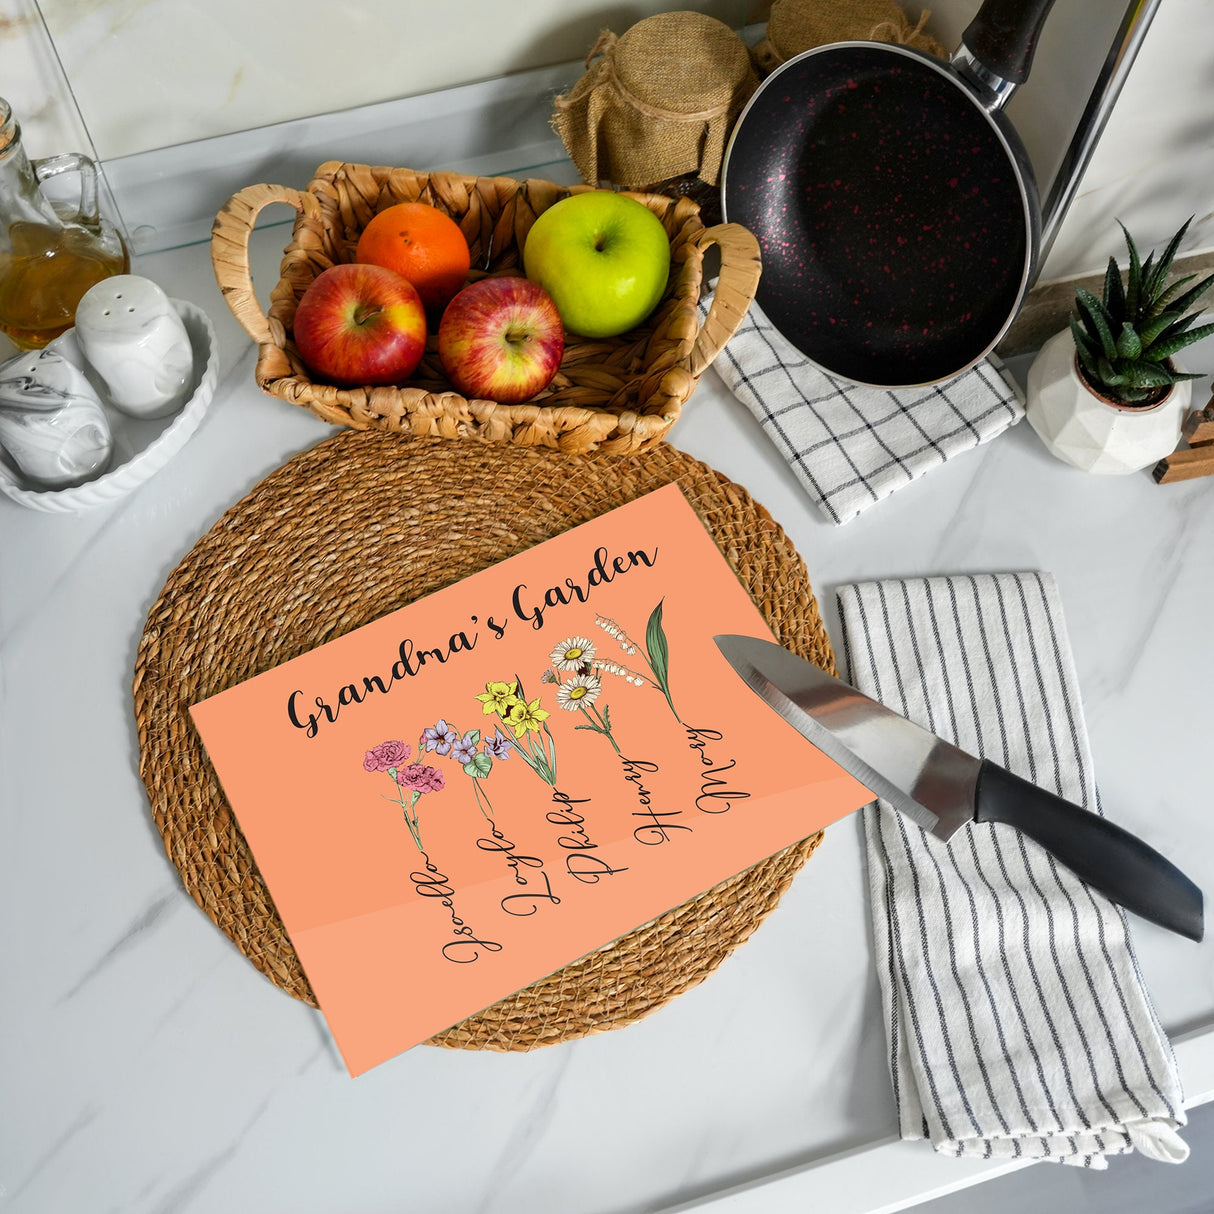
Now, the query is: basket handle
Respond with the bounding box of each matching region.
[211,183,321,346]
[689,223,762,378]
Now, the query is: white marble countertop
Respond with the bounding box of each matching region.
[2,228,1213,1214]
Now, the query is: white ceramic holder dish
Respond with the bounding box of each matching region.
[0,299,218,513]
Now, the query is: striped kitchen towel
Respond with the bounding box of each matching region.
[701,291,1023,525]
[836,571,1189,1167]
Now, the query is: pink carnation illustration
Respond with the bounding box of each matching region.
[396,763,445,794]
[363,739,411,772]
[363,739,443,852]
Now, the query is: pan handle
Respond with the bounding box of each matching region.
[690,223,762,378]
[961,0,1058,85]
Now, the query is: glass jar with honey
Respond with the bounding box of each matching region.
[0,97,128,349]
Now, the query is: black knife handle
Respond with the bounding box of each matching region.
[974,759,1204,941]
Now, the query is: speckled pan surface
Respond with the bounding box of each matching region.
[723,42,1035,387]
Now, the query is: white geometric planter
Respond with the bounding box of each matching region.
[1024,329,1190,475]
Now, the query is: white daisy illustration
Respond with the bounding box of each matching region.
[550,636,596,671]
[556,673,602,711]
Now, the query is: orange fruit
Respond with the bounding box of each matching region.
[355,202,471,311]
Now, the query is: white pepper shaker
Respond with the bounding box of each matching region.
[73,274,194,418]
[0,340,113,488]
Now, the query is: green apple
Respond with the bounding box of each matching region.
[523,191,671,338]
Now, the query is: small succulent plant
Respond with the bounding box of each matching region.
[1071,217,1214,406]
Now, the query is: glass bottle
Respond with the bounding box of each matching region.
[0,96,129,349]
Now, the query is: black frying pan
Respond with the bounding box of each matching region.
[722,0,1058,387]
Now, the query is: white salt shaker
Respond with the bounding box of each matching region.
[0,339,113,488]
[74,274,194,418]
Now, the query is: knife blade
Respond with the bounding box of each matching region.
[714,633,1204,942]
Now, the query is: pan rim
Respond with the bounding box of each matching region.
[721,40,1038,388]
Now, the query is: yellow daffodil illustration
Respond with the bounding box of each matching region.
[475,679,520,716]
[475,676,559,785]
[505,696,550,738]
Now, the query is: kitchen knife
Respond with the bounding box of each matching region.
[714,634,1204,942]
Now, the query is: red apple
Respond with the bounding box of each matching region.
[438,277,564,404]
[292,263,426,386]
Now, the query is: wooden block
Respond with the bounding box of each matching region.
[1181,405,1214,447]
[1153,444,1214,483]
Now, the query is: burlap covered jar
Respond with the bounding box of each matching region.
[752,0,947,74]
[552,11,758,192]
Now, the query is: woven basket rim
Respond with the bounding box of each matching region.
[210,165,762,456]
[263,166,706,410]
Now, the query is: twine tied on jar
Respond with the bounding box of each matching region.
[551,11,758,191]
[752,0,947,74]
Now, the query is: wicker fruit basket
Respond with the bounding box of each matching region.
[210,162,762,455]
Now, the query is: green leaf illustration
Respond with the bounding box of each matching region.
[467,729,481,746]
[464,751,493,778]
[645,600,681,722]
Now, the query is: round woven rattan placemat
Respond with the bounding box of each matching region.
[134,431,835,1051]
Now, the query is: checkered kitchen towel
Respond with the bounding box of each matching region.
[837,572,1189,1167]
[702,291,1024,524]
